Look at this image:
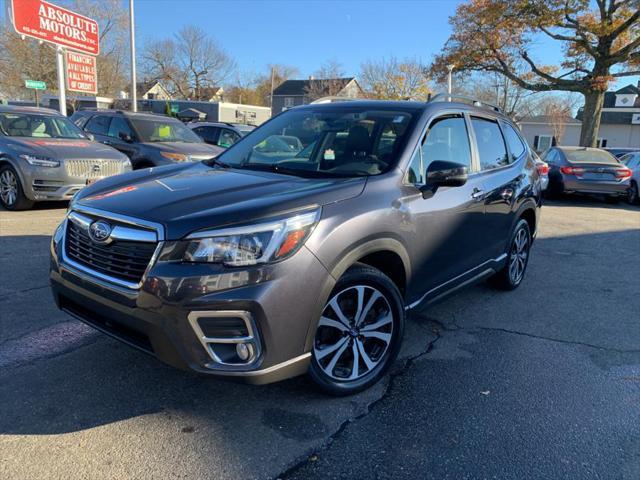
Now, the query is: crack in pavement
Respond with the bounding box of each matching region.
[0,284,50,300]
[277,320,443,480]
[477,326,640,353]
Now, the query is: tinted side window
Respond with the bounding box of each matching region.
[108,116,134,140]
[471,117,509,170]
[422,116,472,169]
[85,115,111,136]
[193,126,219,144]
[502,122,526,161]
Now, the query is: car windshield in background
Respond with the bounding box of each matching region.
[129,117,204,143]
[0,113,85,139]
[565,149,619,164]
[214,108,416,178]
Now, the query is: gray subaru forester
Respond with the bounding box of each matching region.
[50,97,541,395]
[0,106,131,210]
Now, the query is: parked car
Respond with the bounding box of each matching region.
[532,150,549,191]
[620,152,640,205]
[0,105,131,210]
[604,147,639,159]
[70,110,222,169]
[541,146,632,202]
[188,122,255,149]
[51,97,541,395]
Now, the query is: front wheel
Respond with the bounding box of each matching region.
[0,165,33,210]
[489,219,531,291]
[309,264,405,396]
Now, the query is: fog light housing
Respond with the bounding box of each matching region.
[236,343,251,361]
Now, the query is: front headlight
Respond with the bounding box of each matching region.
[19,154,60,167]
[123,158,133,171]
[160,152,189,162]
[159,209,321,267]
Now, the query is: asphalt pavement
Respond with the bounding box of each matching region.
[1,196,639,480]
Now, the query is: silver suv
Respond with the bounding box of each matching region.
[0,106,131,210]
[50,96,541,395]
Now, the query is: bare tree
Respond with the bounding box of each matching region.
[142,25,235,100]
[360,56,431,101]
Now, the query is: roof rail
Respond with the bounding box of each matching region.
[428,93,503,114]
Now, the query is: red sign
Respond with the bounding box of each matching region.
[11,0,99,55]
[66,51,97,94]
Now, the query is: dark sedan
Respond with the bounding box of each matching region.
[541,146,632,202]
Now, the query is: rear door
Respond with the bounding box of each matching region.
[402,112,488,298]
[469,116,523,260]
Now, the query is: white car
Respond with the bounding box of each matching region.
[533,150,549,191]
[620,151,640,204]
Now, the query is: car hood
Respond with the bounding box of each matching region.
[74,162,366,239]
[3,137,127,160]
[140,141,223,159]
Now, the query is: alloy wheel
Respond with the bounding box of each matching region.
[0,169,18,207]
[508,227,529,285]
[628,182,639,205]
[313,285,393,381]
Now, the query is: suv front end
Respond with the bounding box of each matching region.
[49,204,334,384]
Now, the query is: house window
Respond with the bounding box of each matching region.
[284,97,294,108]
[535,135,554,152]
[596,138,608,148]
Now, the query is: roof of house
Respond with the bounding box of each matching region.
[603,83,640,108]
[197,87,223,99]
[519,115,582,125]
[273,78,355,96]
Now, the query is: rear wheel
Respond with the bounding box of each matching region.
[0,165,33,210]
[309,264,405,396]
[627,181,639,205]
[489,219,531,291]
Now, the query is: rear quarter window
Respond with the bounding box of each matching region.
[502,122,526,161]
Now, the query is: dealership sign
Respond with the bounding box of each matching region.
[11,0,99,55]
[66,51,97,94]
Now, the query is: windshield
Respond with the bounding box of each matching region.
[213,107,417,177]
[0,113,86,139]
[129,117,204,143]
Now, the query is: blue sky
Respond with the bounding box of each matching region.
[132,0,638,88]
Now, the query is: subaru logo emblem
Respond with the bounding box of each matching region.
[89,220,112,244]
[92,163,101,173]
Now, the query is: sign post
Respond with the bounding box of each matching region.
[25,80,46,107]
[10,0,99,115]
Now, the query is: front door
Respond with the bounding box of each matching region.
[401,113,487,302]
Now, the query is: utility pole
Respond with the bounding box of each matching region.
[447,64,455,99]
[56,46,67,116]
[129,0,137,112]
[269,66,275,110]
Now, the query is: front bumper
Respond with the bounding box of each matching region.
[20,160,129,201]
[50,219,334,383]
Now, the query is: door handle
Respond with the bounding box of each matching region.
[471,188,485,200]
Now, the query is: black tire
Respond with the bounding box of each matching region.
[308,263,405,396]
[627,181,639,205]
[489,219,531,291]
[0,164,34,211]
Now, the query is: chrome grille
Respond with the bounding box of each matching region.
[65,159,126,178]
[64,215,158,285]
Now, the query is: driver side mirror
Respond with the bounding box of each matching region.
[84,132,95,141]
[118,131,133,143]
[420,160,468,199]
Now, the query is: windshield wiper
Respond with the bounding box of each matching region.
[236,163,357,179]
[204,157,232,168]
